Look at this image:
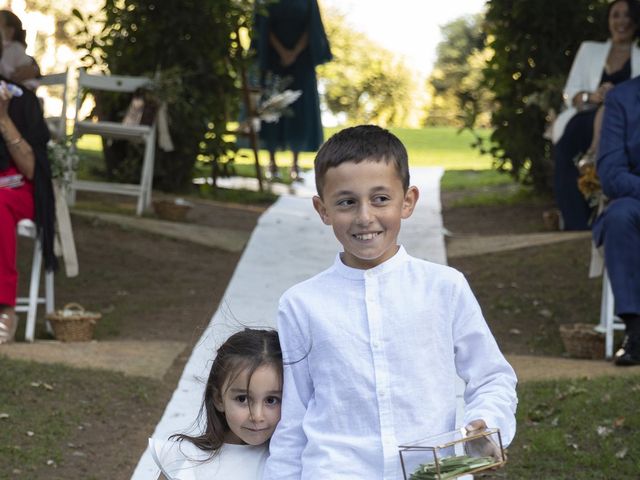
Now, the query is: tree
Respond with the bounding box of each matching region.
[317,7,417,127]
[425,13,493,129]
[73,0,253,191]
[483,0,610,191]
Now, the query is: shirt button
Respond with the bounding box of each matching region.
[380,391,386,397]
[373,341,380,349]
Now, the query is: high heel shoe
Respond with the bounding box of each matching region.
[0,310,18,344]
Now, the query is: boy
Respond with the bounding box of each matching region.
[263,125,517,479]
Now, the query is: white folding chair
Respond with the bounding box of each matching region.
[15,219,55,342]
[70,68,157,216]
[37,70,70,141]
[594,269,625,358]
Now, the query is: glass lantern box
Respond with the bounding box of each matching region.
[398,427,505,480]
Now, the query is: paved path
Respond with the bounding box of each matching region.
[131,167,447,479]
[1,340,188,379]
[73,210,251,253]
[447,231,591,258]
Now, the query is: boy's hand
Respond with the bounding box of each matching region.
[464,419,505,466]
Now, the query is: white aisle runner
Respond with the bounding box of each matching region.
[131,167,450,479]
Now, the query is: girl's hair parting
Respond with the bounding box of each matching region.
[171,328,282,453]
[0,10,27,46]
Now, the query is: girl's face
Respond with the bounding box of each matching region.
[610,1,636,43]
[214,364,282,445]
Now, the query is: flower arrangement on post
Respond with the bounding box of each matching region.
[258,74,302,125]
[47,137,79,193]
[240,74,302,133]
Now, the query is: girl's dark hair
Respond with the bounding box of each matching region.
[172,328,282,453]
[0,10,27,46]
[608,0,640,38]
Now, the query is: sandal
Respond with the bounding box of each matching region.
[0,311,18,344]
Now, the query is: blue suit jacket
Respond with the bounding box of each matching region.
[598,75,640,200]
[593,76,640,244]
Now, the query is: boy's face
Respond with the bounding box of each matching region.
[313,159,419,269]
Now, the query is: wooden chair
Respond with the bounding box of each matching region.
[37,70,69,141]
[16,219,55,342]
[69,68,157,216]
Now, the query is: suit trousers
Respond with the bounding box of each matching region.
[593,197,640,316]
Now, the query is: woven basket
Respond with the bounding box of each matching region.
[153,200,191,221]
[46,303,101,342]
[559,323,605,359]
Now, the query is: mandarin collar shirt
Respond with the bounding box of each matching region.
[263,246,517,480]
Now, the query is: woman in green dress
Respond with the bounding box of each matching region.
[254,0,332,180]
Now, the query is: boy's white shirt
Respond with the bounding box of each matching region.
[149,438,268,480]
[263,246,518,480]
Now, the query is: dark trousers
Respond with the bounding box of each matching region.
[593,197,640,316]
[553,111,595,230]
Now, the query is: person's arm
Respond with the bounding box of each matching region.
[0,83,35,179]
[269,31,308,67]
[11,57,40,83]
[564,42,596,109]
[452,274,518,447]
[597,88,640,200]
[262,297,313,480]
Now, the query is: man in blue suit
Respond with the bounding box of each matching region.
[594,75,640,366]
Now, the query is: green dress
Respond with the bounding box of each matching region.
[254,0,332,153]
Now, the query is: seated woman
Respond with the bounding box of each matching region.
[552,0,640,230]
[0,74,54,343]
[0,10,39,89]
[593,75,640,366]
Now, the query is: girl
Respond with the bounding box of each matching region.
[149,329,283,480]
[0,10,39,90]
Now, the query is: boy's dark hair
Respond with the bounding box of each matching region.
[314,125,410,196]
[171,328,282,454]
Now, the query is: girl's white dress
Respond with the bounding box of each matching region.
[148,438,269,480]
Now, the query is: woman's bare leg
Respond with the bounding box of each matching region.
[291,151,300,181]
[268,150,278,178]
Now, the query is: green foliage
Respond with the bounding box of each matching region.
[72,0,253,191]
[483,0,610,191]
[23,0,92,55]
[317,7,417,127]
[425,14,493,129]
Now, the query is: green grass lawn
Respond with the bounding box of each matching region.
[0,358,164,478]
[77,126,494,174]
[75,126,518,206]
[504,374,640,478]
[3,356,638,478]
[228,126,494,171]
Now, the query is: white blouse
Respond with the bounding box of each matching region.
[149,438,268,480]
